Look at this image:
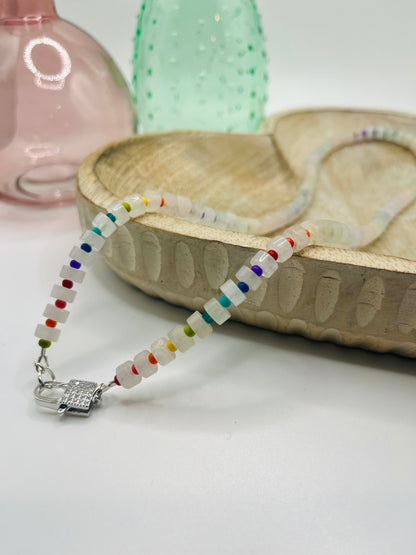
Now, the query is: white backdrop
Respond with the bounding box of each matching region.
[2,1,416,554]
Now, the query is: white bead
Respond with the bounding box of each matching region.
[250,251,278,278]
[201,206,216,226]
[91,212,117,237]
[235,265,262,291]
[124,194,147,217]
[80,230,105,251]
[186,311,213,338]
[176,195,193,218]
[133,349,158,378]
[220,279,246,306]
[116,360,141,389]
[203,298,231,325]
[150,337,176,365]
[59,265,86,283]
[43,303,69,323]
[107,201,130,226]
[189,203,205,222]
[143,190,162,212]
[35,323,61,342]
[163,192,179,215]
[69,246,94,266]
[285,225,310,252]
[266,236,293,262]
[168,325,195,352]
[51,284,76,303]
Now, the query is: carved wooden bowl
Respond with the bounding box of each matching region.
[77,109,416,357]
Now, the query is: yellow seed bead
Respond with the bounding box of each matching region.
[141,196,148,206]
[166,340,177,352]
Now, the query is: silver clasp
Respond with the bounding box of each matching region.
[34,379,102,416]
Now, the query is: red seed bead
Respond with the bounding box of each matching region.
[160,197,165,207]
[305,228,311,237]
[45,319,57,328]
[131,364,138,375]
[148,353,158,365]
[267,249,278,260]
[55,299,67,309]
[62,279,73,289]
[286,237,294,248]
[114,376,121,386]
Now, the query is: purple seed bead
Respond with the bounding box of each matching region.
[361,130,367,137]
[70,260,81,269]
[201,212,205,219]
[251,265,263,276]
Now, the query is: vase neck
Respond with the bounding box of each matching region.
[0,0,57,23]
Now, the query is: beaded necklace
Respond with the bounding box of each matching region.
[33,127,416,415]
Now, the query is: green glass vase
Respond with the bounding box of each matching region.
[132,0,268,133]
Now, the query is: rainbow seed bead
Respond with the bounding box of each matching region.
[219,295,231,308]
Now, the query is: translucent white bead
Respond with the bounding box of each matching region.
[163,192,179,215]
[168,325,195,352]
[51,284,76,303]
[266,236,293,262]
[176,195,193,218]
[202,206,216,226]
[143,190,162,212]
[203,298,231,325]
[116,360,141,389]
[285,225,310,252]
[151,337,176,365]
[250,251,278,278]
[80,230,105,251]
[43,303,69,324]
[59,265,86,283]
[69,246,94,266]
[219,279,246,306]
[186,311,213,338]
[35,323,61,342]
[91,212,117,237]
[133,349,158,378]
[235,265,262,291]
[124,194,147,218]
[107,201,130,226]
[189,203,205,222]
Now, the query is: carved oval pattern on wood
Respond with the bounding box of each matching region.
[141,230,162,282]
[356,276,385,327]
[315,270,341,323]
[109,225,136,272]
[397,282,416,335]
[204,242,229,289]
[278,259,305,314]
[175,241,195,289]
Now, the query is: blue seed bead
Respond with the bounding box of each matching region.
[91,227,102,236]
[219,295,231,308]
[70,260,81,269]
[106,213,116,222]
[251,265,263,276]
[202,311,214,324]
[80,243,92,253]
[237,281,249,293]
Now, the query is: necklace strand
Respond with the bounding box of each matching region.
[33,127,416,414]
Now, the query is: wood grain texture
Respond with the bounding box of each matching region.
[77,108,416,357]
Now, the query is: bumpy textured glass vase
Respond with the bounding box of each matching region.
[0,0,136,206]
[132,0,268,133]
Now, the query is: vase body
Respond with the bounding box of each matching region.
[132,0,268,133]
[0,0,136,206]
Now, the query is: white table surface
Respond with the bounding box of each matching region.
[2,1,416,554]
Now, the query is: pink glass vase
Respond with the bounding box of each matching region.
[0,0,136,206]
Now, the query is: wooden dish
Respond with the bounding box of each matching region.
[77,108,416,357]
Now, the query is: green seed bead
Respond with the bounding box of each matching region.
[38,339,51,349]
[122,202,131,212]
[183,325,195,337]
